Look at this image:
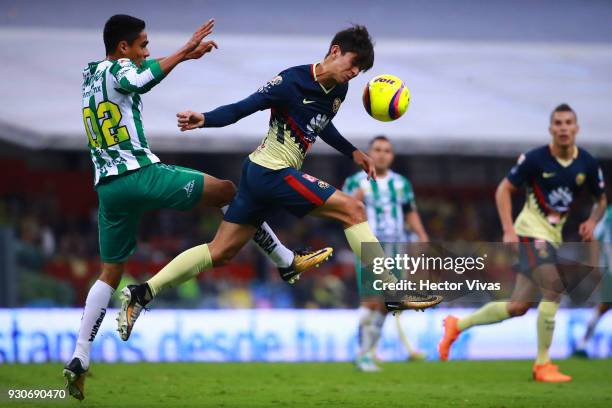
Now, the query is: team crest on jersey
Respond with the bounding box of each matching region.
[302,173,318,183]
[332,98,342,113]
[575,172,585,186]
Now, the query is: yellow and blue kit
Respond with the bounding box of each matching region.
[507,145,605,271]
[202,64,357,226]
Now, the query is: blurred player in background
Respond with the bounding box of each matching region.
[343,136,429,371]
[66,15,326,401]
[438,104,607,382]
[573,204,612,357]
[119,25,442,340]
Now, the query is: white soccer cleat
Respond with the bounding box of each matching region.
[117,285,147,341]
[355,354,382,372]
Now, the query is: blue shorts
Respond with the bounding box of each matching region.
[224,159,336,226]
[516,235,557,276]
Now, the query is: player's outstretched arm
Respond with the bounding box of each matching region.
[177,92,273,131]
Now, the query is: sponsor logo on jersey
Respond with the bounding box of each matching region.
[183,180,195,198]
[306,114,329,134]
[548,186,573,211]
[317,180,330,189]
[258,75,283,93]
[542,172,556,179]
[303,99,316,104]
[332,98,342,113]
[302,173,318,183]
[575,172,585,186]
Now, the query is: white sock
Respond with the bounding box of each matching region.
[71,280,114,369]
[221,205,294,268]
[358,307,385,357]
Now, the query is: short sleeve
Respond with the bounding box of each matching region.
[507,152,536,188]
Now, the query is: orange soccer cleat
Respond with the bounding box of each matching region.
[533,361,572,383]
[438,315,461,361]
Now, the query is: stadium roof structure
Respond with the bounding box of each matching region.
[2,27,612,157]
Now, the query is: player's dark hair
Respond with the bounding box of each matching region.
[327,25,374,72]
[550,103,577,123]
[104,14,146,55]
[368,135,391,148]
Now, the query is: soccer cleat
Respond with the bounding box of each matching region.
[438,315,460,361]
[533,361,572,382]
[408,351,427,361]
[63,358,86,401]
[278,247,334,284]
[117,284,149,341]
[355,354,382,372]
[386,293,443,313]
[571,349,589,358]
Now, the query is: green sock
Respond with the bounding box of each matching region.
[147,244,212,297]
[344,222,397,284]
[457,302,510,331]
[536,301,559,365]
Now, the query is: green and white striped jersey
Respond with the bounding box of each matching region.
[595,206,612,269]
[343,170,416,241]
[81,58,165,185]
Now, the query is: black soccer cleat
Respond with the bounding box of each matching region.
[63,357,87,401]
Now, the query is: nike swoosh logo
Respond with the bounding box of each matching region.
[303,99,316,104]
[542,172,556,178]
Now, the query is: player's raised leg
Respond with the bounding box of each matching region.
[118,219,257,340]
[311,189,442,311]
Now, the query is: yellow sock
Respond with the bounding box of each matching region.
[147,244,212,297]
[457,302,510,331]
[344,222,397,284]
[536,301,559,365]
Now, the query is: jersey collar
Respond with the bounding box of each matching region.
[548,144,578,167]
[311,63,336,94]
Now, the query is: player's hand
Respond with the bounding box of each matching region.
[502,229,519,244]
[183,19,215,56]
[185,40,218,60]
[579,219,596,242]
[352,150,376,181]
[177,111,205,131]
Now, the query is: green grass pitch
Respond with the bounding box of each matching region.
[1,359,611,407]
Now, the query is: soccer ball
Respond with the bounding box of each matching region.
[362,74,410,122]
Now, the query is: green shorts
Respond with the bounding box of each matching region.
[96,163,204,263]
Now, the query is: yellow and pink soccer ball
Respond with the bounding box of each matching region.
[362,74,411,122]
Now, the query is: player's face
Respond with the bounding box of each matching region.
[549,111,578,148]
[328,46,361,84]
[369,140,394,172]
[119,31,150,67]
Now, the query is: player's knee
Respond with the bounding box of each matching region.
[220,180,237,205]
[209,243,239,267]
[99,263,124,289]
[345,197,366,225]
[507,301,531,317]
